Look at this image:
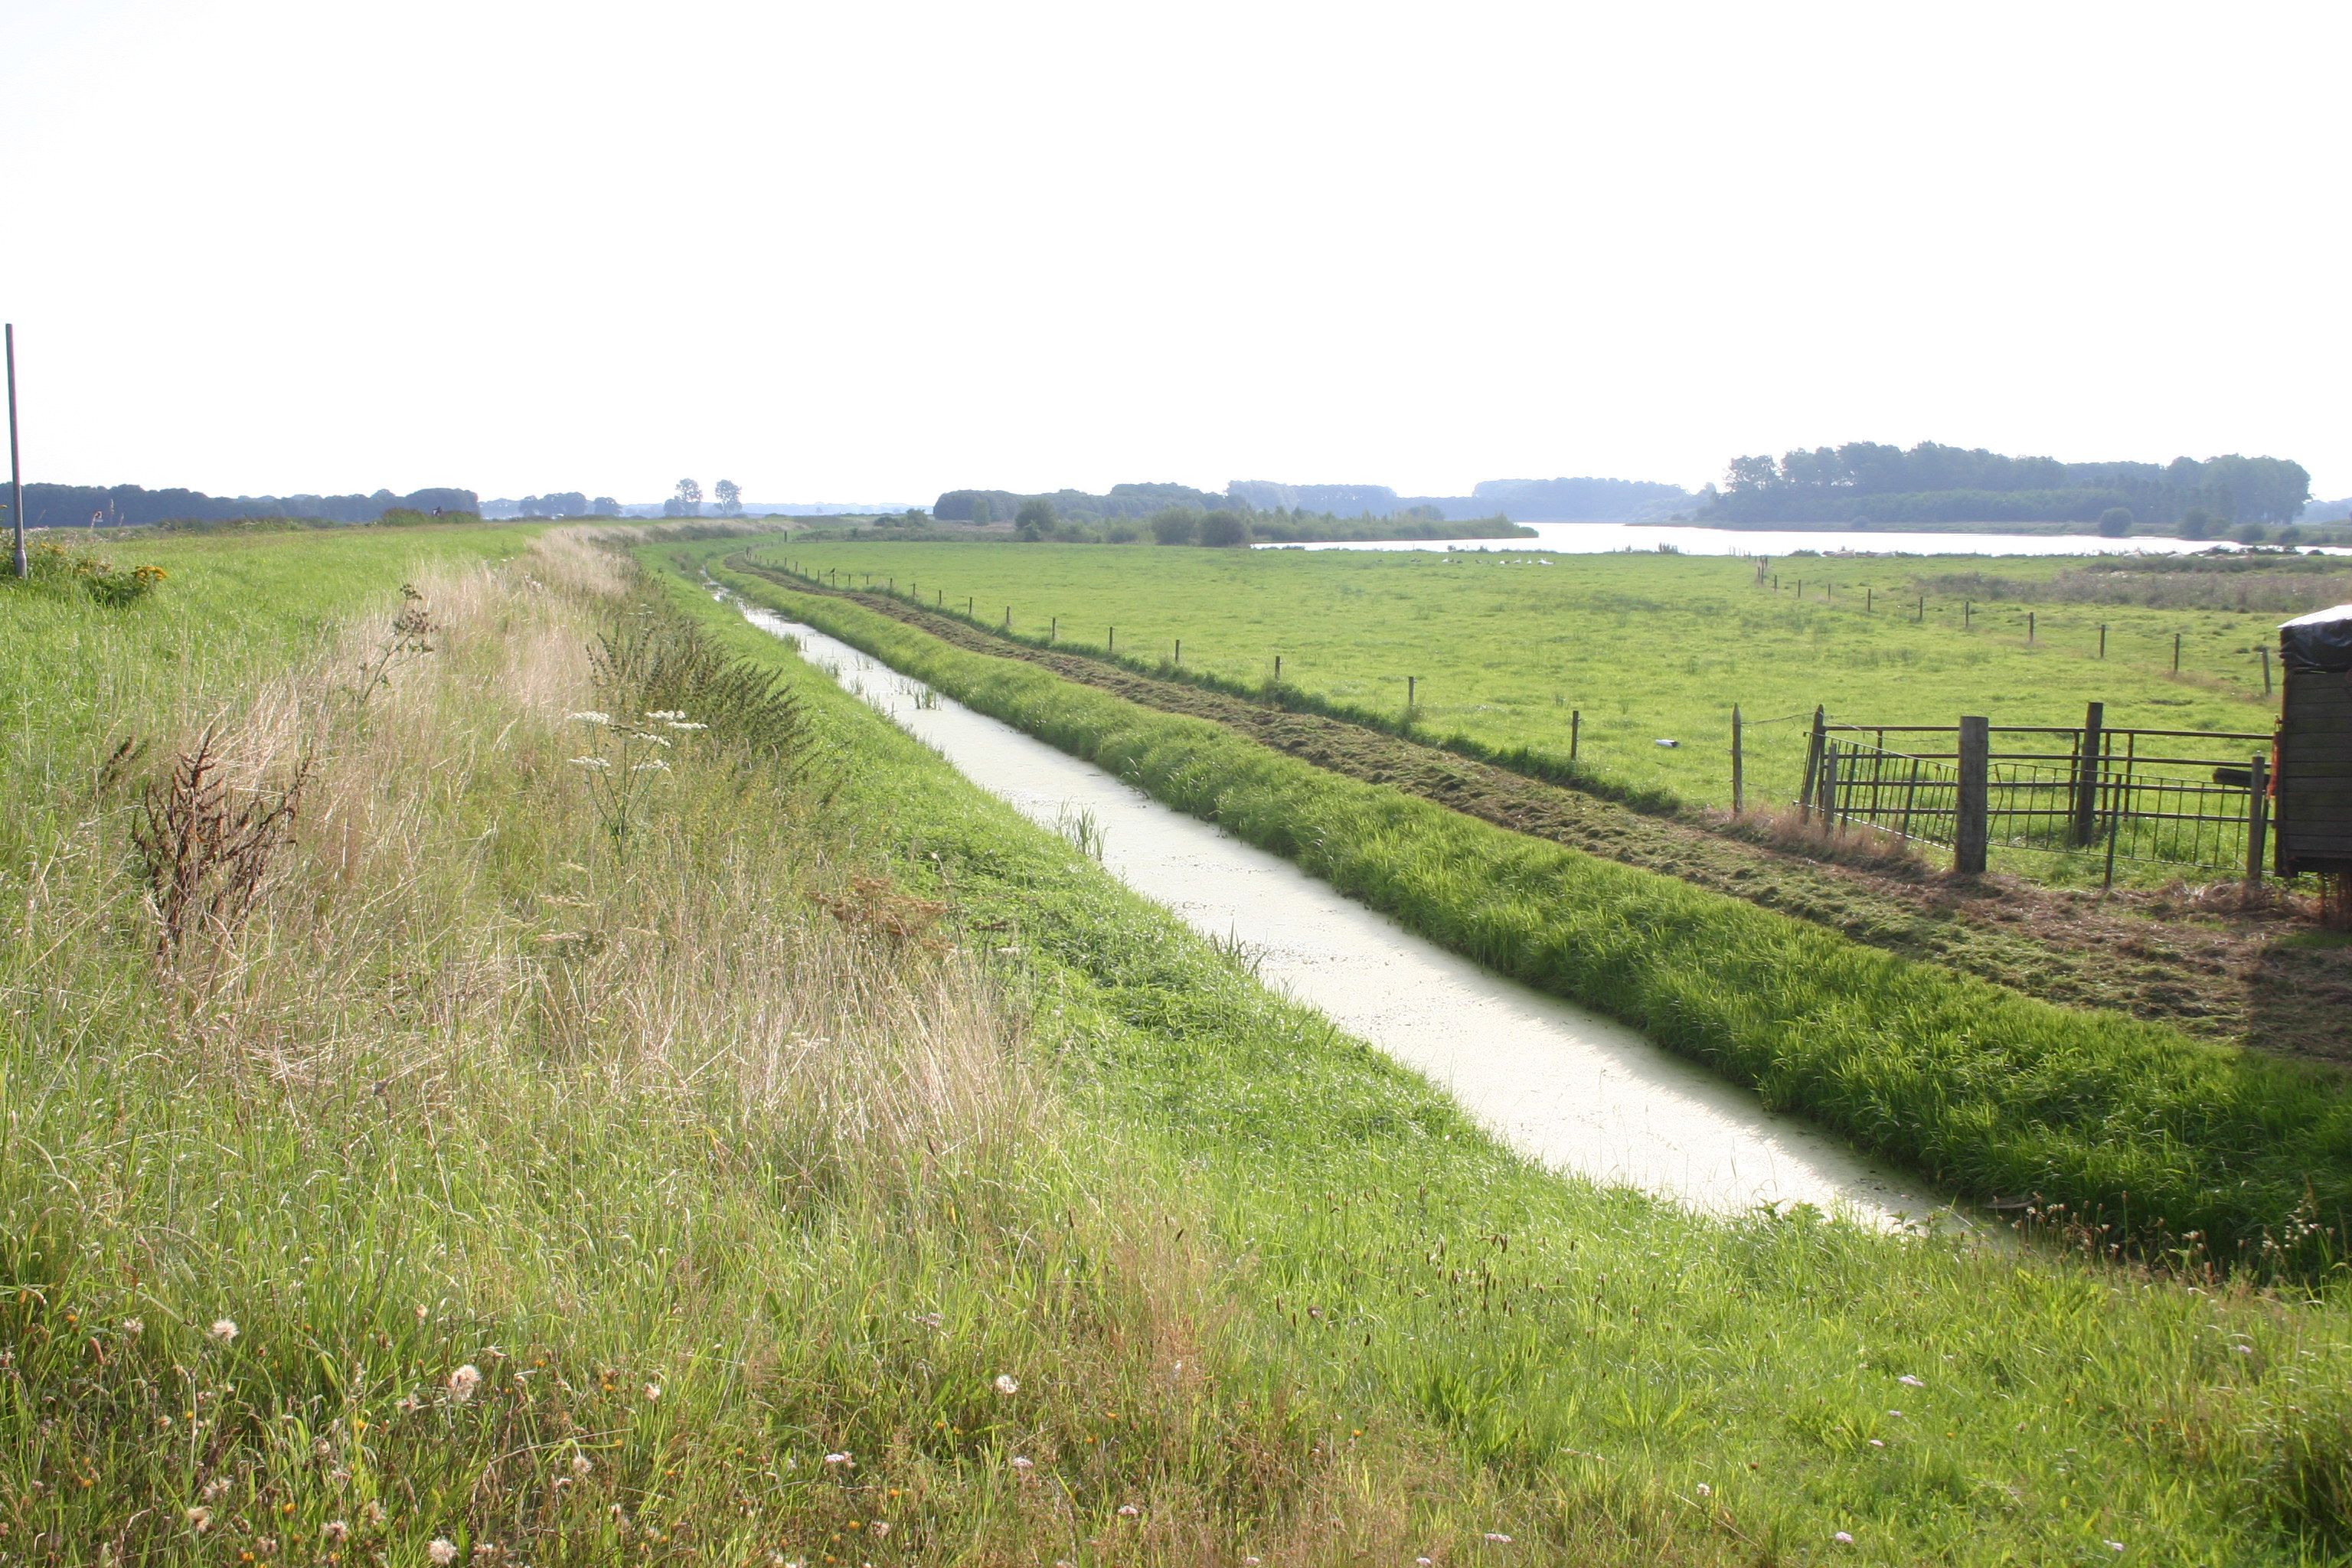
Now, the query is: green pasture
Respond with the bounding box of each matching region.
[755,541,2294,818]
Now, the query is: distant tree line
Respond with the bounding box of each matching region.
[483,492,626,518]
[1226,477,1691,522]
[13,482,478,531]
[1703,442,2311,530]
[935,482,1223,523]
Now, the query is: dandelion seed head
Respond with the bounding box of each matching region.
[449,1364,482,1402]
[429,1537,459,1566]
[323,1521,349,1544]
[572,1452,593,1477]
[1695,1483,1711,1498]
[208,1318,237,1343]
[185,1507,212,1532]
[120,1318,143,1336]
[993,1374,1019,1395]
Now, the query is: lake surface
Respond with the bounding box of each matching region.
[1269,521,2341,558]
[732,593,1942,1229]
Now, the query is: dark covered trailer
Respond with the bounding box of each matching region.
[2275,603,2352,880]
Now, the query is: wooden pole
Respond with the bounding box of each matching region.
[2071,701,2104,846]
[1570,708,1580,760]
[2246,753,2269,887]
[1274,654,1282,682]
[1174,638,1181,666]
[1406,674,1415,709]
[1965,600,1972,629]
[1955,716,1990,875]
[1799,706,1827,818]
[2028,611,2036,643]
[1866,586,1872,614]
[1050,616,1056,643]
[1109,626,1116,655]
[2173,632,2181,674]
[1731,704,1744,815]
[2099,624,2106,658]
[1820,741,1841,830]
[5,324,21,579]
[2261,645,2273,696]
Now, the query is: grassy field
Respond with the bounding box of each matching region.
[749,541,2300,831]
[702,549,2352,1270]
[14,524,2352,1563]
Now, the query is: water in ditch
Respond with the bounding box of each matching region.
[737,599,1947,1230]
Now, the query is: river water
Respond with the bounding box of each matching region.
[1267,521,2344,558]
[734,599,1939,1229]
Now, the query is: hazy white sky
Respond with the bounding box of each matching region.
[2,1,2347,505]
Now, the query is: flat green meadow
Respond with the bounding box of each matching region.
[10,523,2352,1564]
[756,541,2292,818]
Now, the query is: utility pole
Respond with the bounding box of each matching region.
[7,325,24,579]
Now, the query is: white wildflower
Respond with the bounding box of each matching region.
[568,711,612,725]
[665,720,708,731]
[1694,1483,1710,1498]
[993,1374,1019,1395]
[429,1538,459,1565]
[570,755,611,770]
[185,1507,212,1532]
[1833,1531,1854,1545]
[869,1522,890,1539]
[120,1318,143,1336]
[824,1452,853,1468]
[1484,1532,1512,1544]
[208,1318,237,1343]
[571,1452,593,1477]
[449,1364,482,1403]
[1117,1504,1140,1517]
[629,759,669,773]
[643,710,685,722]
[323,1521,350,1544]
[1897,1374,1925,1387]
[1009,1455,1034,1471]
[643,1382,661,1401]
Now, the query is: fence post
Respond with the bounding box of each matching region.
[1109,626,1116,655]
[2246,753,2269,887]
[1731,704,1744,815]
[2071,701,2105,846]
[1174,638,1181,666]
[2173,632,2181,674]
[1866,587,1873,614]
[2029,611,2036,644]
[1571,708,1581,760]
[1406,674,1414,709]
[2099,624,2106,659]
[1799,706,1827,818]
[1820,741,1841,830]
[2261,645,2272,696]
[1050,616,1057,644]
[1955,716,1990,875]
[1003,606,1011,629]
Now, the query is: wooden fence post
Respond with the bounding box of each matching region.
[1174,638,1181,666]
[1799,705,1827,818]
[2246,753,2269,887]
[1731,704,1745,815]
[1820,741,1841,830]
[1109,626,1116,654]
[1406,674,1415,709]
[2029,611,2036,644]
[1866,587,1873,614]
[1955,716,1990,875]
[1570,709,1581,761]
[2099,624,2106,659]
[2173,632,2181,674]
[2261,645,2272,696]
[1050,616,1057,644]
[2071,701,2104,846]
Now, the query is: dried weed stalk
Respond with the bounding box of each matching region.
[131,728,312,958]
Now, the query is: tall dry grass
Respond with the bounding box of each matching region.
[1,536,1374,1564]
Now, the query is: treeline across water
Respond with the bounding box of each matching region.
[1705,442,2311,531]
[13,481,478,531]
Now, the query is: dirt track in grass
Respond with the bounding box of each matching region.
[730,557,2352,1067]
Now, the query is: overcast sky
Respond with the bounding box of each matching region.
[2,1,2346,505]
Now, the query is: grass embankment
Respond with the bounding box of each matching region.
[753,541,2295,826]
[13,527,2352,1564]
[701,549,2352,1272]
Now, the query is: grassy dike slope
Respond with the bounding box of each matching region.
[698,548,2352,1271]
[8,527,2351,1564]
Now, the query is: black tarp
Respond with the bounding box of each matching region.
[2281,604,2352,673]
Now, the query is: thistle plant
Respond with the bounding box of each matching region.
[568,708,705,851]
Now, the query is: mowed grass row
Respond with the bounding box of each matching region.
[755,541,2289,822]
[699,547,2352,1270]
[6,527,2352,1563]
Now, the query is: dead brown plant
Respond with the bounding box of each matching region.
[130,727,312,959]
